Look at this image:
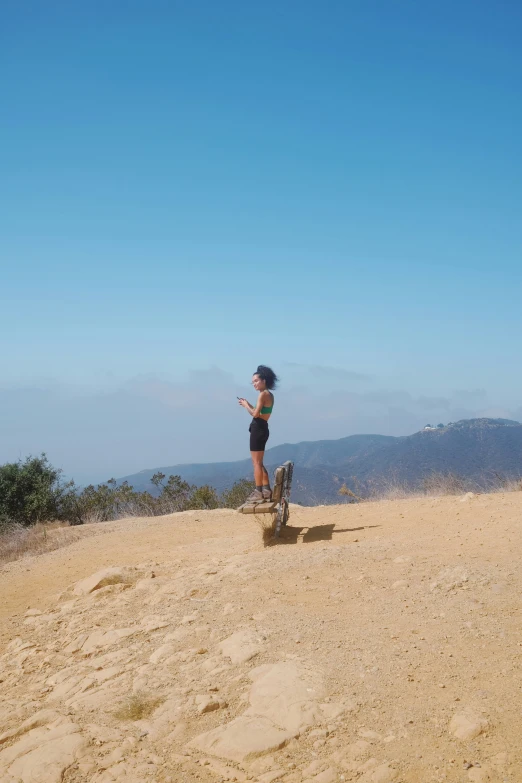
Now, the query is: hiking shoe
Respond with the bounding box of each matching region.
[247,489,264,501]
[261,488,272,500]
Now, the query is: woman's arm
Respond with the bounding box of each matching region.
[239,392,265,417]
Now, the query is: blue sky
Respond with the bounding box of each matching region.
[1,1,521,482]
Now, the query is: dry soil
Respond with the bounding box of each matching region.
[0,493,520,783]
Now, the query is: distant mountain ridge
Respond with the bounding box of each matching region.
[116,418,522,505]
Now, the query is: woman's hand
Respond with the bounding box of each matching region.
[238,398,249,409]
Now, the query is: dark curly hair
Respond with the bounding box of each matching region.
[254,365,279,390]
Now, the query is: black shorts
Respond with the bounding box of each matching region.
[249,417,269,452]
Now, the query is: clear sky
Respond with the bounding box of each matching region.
[1,1,521,483]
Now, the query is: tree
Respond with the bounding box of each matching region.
[150,472,166,489]
[437,423,445,429]
[154,474,194,513]
[63,481,119,525]
[221,478,256,508]
[188,485,220,510]
[0,453,271,527]
[0,454,74,527]
[62,478,147,525]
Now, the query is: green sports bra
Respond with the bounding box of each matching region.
[260,394,274,415]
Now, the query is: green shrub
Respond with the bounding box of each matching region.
[221,478,256,508]
[0,454,74,527]
[188,484,220,510]
[151,473,194,513]
[1,454,256,527]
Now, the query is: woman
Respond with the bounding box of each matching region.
[238,365,278,501]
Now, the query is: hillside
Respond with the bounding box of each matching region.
[0,492,520,782]
[117,418,522,504]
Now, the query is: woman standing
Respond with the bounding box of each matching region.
[238,365,278,501]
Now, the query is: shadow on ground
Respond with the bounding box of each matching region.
[274,524,381,545]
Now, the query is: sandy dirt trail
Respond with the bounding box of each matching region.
[0,493,520,783]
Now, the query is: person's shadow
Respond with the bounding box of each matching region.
[276,524,380,544]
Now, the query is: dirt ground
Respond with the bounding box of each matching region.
[0,493,520,782]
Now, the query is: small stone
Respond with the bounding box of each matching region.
[195,695,227,714]
[73,566,141,595]
[218,629,265,664]
[189,716,294,762]
[449,712,488,740]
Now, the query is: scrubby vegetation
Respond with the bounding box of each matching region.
[0,454,255,531]
[0,521,84,565]
[113,691,164,721]
[0,455,74,527]
[337,469,522,503]
[2,446,521,565]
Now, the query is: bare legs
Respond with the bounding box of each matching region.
[250,451,269,487]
